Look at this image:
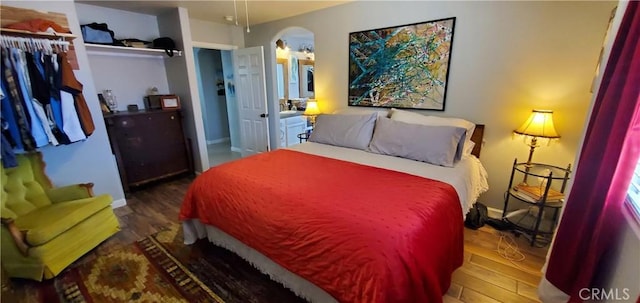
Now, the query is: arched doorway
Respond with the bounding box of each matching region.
[271,27,315,148]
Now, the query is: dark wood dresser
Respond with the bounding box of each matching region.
[104,110,192,192]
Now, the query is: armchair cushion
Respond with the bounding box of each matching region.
[0,153,51,219]
[2,156,52,219]
[14,194,112,246]
[46,183,94,203]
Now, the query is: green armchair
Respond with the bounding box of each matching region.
[1,153,121,281]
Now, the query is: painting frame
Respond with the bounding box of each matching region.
[348,17,456,111]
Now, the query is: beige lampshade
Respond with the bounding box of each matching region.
[514,109,560,139]
[304,100,321,116]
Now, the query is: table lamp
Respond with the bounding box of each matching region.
[514,109,560,184]
[304,100,321,128]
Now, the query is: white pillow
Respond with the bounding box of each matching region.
[389,108,476,156]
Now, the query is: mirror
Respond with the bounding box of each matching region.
[276,58,289,102]
[274,56,314,101]
[275,28,314,111]
[298,59,314,98]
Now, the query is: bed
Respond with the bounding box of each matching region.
[180,111,489,303]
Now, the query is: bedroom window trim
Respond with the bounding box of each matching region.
[624,158,640,236]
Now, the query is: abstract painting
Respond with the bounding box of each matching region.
[348,17,456,110]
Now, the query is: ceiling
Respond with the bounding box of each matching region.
[77,0,351,27]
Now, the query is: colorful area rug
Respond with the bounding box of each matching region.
[30,225,307,303]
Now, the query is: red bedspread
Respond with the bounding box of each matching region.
[179,149,463,303]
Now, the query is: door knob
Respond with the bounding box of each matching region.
[260,113,268,118]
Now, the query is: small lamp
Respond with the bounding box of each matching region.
[303,100,321,128]
[514,109,560,184]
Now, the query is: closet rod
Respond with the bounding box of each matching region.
[0,35,70,53]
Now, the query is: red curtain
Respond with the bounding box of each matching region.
[546,2,640,301]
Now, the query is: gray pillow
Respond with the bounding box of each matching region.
[308,113,377,150]
[368,117,467,167]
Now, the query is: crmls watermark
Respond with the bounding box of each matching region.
[579,288,631,301]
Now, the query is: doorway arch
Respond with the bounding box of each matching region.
[269,27,315,148]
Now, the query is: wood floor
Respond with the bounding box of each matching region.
[446,227,547,303]
[3,176,548,303]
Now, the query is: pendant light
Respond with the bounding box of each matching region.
[233,0,239,26]
[244,0,250,33]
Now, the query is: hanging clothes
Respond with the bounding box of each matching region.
[1,48,36,151]
[0,35,95,153]
[60,90,86,142]
[13,49,59,147]
[1,120,18,168]
[59,52,94,136]
[9,47,49,148]
[42,53,70,144]
[27,51,69,145]
[0,83,18,168]
[0,80,23,150]
[25,51,59,146]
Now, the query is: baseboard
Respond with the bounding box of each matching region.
[206,137,230,145]
[487,207,503,219]
[231,146,241,152]
[111,198,127,209]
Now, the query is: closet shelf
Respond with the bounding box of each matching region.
[0,28,77,40]
[85,43,182,58]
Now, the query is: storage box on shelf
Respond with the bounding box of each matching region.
[502,159,571,246]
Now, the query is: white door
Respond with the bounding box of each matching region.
[233,46,270,156]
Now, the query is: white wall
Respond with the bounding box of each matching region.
[245,1,617,210]
[4,0,125,205]
[84,54,171,111]
[190,18,245,47]
[278,37,314,53]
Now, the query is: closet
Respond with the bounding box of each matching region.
[1,6,95,164]
[77,4,193,191]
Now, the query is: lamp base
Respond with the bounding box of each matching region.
[308,115,317,128]
[521,138,538,184]
[520,162,535,185]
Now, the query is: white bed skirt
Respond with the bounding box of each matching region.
[182,219,338,303]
